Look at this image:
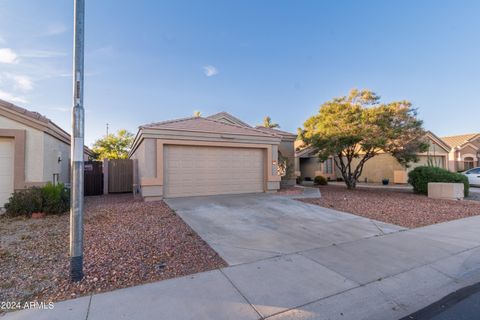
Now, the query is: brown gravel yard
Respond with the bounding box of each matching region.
[302,185,480,228]
[0,194,226,309]
[276,186,304,196]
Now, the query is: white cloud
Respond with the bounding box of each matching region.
[13,75,33,91]
[203,65,218,77]
[0,90,27,104]
[0,48,18,64]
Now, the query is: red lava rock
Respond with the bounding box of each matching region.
[302,185,480,228]
[31,212,46,219]
[0,194,226,310]
[277,186,304,195]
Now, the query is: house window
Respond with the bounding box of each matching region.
[323,158,333,174]
[464,157,475,170]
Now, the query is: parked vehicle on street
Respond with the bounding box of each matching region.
[463,167,480,186]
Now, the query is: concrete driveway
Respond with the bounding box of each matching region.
[8,194,480,320]
[165,193,404,265]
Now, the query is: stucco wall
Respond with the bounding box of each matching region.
[131,138,158,180]
[0,116,44,183]
[43,133,71,184]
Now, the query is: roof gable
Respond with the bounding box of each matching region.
[206,112,252,128]
[425,131,451,153]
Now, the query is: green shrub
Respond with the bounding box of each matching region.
[296,176,304,184]
[408,166,469,197]
[313,175,328,185]
[4,187,43,217]
[41,183,69,214]
[4,183,69,217]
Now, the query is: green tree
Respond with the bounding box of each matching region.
[91,129,134,160]
[260,116,280,128]
[299,89,428,189]
[193,110,202,117]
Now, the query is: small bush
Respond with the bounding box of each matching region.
[41,183,69,214]
[296,176,304,184]
[313,175,328,185]
[4,183,69,217]
[408,166,469,197]
[4,188,43,217]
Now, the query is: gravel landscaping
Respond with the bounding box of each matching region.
[0,194,226,310]
[276,186,304,196]
[302,185,480,228]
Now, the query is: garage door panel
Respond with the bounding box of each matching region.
[0,138,14,207]
[165,145,264,197]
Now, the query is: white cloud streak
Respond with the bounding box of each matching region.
[12,75,33,91]
[203,65,218,77]
[0,48,18,63]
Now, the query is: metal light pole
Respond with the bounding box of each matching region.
[70,0,85,282]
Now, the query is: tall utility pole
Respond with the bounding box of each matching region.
[70,0,85,282]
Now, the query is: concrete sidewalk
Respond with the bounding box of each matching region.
[4,215,480,320]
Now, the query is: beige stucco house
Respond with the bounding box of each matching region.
[295,131,450,184]
[129,112,296,200]
[442,133,480,172]
[0,99,92,207]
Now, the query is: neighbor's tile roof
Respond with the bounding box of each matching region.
[441,133,479,148]
[0,98,51,124]
[0,98,93,155]
[141,116,278,137]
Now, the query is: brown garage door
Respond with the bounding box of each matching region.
[164,145,264,197]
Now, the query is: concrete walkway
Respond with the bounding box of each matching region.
[4,208,480,319]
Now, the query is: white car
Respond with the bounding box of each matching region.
[463,167,480,186]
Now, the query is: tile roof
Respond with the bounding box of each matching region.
[141,116,278,138]
[0,98,51,124]
[254,126,297,138]
[0,99,93,155]
[441,133,480,148]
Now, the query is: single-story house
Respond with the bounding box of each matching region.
[442,133,480,172]
[295,131,451,183]
[0,99,92,207]
[129,112,296,200]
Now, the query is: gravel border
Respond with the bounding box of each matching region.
[0,194,226,309]
[301,185,480,228]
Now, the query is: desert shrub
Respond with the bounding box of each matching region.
[41,183,69,214]
[313,175,328,185]
[4,183,69,217]
[408,166,469,197]
[4,188,43,217]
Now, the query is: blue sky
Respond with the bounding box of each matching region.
[0,0,479,145]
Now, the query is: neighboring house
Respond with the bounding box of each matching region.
[441,133,480,172]
[129,112,296,200]
[295,131,450,183]
[0,99,92,207]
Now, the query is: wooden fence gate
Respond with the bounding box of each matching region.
[107,159,133,193]
[84,161,104,196]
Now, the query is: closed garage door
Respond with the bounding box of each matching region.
[164,145,264,197]
[0,138,14,207]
